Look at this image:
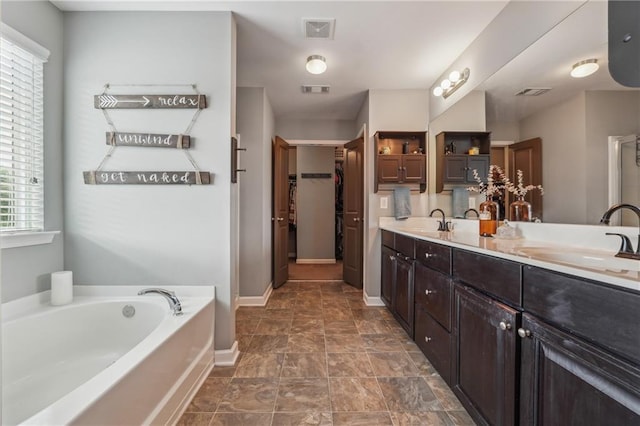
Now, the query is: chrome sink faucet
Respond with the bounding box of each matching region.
[138,288,183,315]
[429,208,451,232]
[600,203,640,260]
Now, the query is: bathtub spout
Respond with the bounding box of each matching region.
[138,288,183,316]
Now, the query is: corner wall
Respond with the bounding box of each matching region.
[1,1,65,301]
[63,11,236,350]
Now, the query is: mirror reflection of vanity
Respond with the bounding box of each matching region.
[433,0,640,226]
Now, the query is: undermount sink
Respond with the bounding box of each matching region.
[516,247,640,272]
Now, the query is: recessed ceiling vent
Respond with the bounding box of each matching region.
[301,85,330,94]
[515,87,552,96]
[303,19,335,39]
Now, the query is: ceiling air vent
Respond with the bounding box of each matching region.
[301,85,330,94]
[303,19,335,39]
[515,87,552,96]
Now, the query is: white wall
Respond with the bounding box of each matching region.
[63,11,236,350]
[1,1,65,302]
[276,118,355,140]
[428,90,487,215]
[365,89,429,299]
[520,93,586,224]
[237,87,273,297]
[296,146,335,261]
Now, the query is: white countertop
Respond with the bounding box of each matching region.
[379,217,640,293]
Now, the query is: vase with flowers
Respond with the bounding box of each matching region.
[501,169,544,222]
[467,165,505,237]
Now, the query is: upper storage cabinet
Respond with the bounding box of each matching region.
[374,131,427,193]
[436,131,491,193]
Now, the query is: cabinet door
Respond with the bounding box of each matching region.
[443,155,467,183]
[378,155,403,182]
[466,155,489,182]
[393,256,414,338]
[519,314,640,426]
[402,155,426,183]
[381,245,396,309]
[414,263,452,331]
[453,285,519,426]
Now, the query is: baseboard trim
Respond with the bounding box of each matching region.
[363,292,385,306]
[214,341,239,366]
[296,258,336,264]
[237,283,273,307]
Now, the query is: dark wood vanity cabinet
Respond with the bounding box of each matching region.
[453,284,519,426]
[374,131,426,193]
[519,313,640,426]
[380,230,415,337]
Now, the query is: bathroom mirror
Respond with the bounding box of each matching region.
[473,0,640,225]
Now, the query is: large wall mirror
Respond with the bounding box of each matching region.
[475,0,640,225]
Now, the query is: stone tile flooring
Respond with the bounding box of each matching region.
[178,281,475,425]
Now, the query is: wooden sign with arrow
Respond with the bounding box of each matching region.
[94,94,207,109]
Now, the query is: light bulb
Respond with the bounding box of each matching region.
[440,79,452,90]
[570,59,598,78]
[433,86,444,97]
[306,55,327,75]
[449,70,461,83]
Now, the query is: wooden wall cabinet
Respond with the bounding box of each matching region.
[436,131,491,193]
[375,131,426,193]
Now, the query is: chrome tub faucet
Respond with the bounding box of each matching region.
[138,288,183,315]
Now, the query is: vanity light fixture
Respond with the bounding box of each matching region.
[432,68,470,99]
[306,55,327,74]
[570,59,599,78]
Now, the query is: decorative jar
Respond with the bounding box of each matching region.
[509,195,532,222]
[478,195,499,237]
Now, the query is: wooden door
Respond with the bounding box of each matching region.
[508,138,542,220]
[403,155,426,183]
[453,285,519,426]
[466,155,490,183]
[272,136,289,288]
[519,314,640,425]
[343,137,364,288]
[443,156,467,183]
[393,257,415,338]
[377,155,403,182]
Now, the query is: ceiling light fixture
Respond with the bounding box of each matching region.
[433,68,470,99]
[570,59,599,78]
[306,55,327,74]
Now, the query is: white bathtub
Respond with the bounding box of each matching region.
[2,285,215,426]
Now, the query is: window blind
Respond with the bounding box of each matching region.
[0,34,45,232]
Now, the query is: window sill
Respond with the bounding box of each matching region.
[1,231,60,249]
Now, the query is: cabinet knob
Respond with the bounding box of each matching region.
[424,336,432,343]
[404,255,411,261]
[424,253,435,259]
[353,217,360,222]
[518,328,531,338]
[389,255,396,261]
[425,289,434,296]
[499,321,512,331]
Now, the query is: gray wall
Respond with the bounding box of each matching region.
[277,118,355,140]
[1,1,65,302]
[63,11,236,350]
[365,89,429,299]
[296,146,335,261]
[237,87,274,297]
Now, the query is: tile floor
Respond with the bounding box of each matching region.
[178,281,475,425]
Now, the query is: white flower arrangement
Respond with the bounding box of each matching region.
[466,164,505,196]
[501,169,544,197]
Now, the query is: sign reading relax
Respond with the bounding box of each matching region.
[94,94,207,109]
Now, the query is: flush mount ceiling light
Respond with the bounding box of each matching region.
[432,68,470,99]
[570,59,599,78]
[306,55,327,74]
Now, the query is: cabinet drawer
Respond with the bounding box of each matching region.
[415,307,451,384]
[415,263,452,331]
[381,229,395,249]
[416,239,451,274]
[523,265,640,364]
[453,249,522,307]
[395,233,415,258]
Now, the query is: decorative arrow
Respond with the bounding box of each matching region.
[94,94,207,109]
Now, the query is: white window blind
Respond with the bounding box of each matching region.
[0,27,48,232]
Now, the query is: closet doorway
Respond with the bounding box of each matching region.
[287,143,346,281]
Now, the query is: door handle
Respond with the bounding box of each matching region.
[499,321,512,331]
[353,217,360,222]
[277,217,284,222]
